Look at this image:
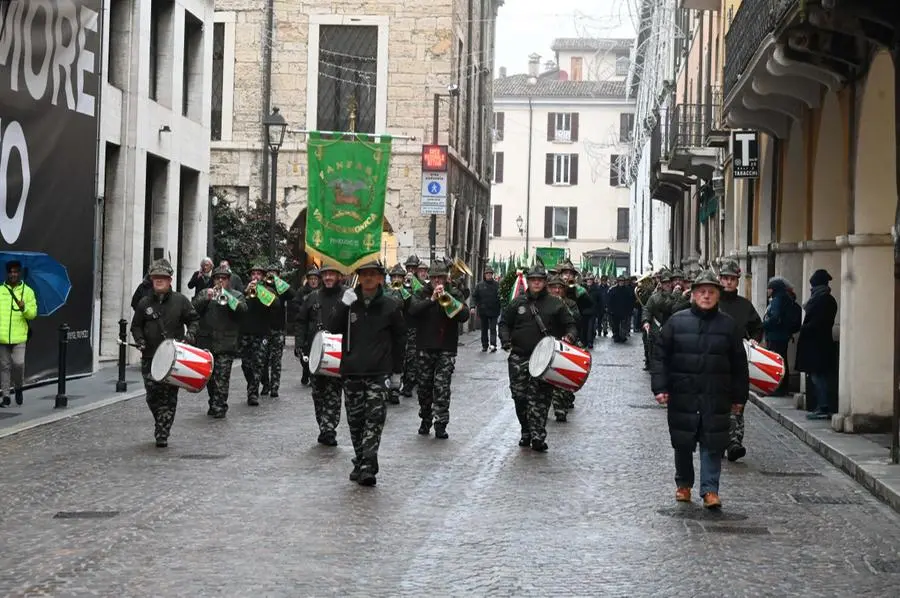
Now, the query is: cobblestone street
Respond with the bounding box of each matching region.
[1,333,900,596]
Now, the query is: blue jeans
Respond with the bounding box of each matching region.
[810,373,830,413]
[674,445,723,496]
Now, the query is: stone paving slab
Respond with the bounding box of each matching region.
[750,393,900,514]
[1,334,900,595]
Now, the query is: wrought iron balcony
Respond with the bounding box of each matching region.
[667,99,723,151]
[723,0,797,99]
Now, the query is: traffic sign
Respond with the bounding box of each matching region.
[422,144,449,171]
[421,171,448,197]
[421,196,446,215]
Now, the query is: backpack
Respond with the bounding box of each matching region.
[784,298,802,334]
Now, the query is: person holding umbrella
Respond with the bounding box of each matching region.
[0,261,37,407]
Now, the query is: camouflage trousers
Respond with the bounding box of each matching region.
[417,350,456,425]
[729,411,745,448]
[141,358,178,440]
[551,387,575,417]
[240,334,268,400]
[642,329,656,367]
[401,328,418,395]
[312,375,343,434]
[206,353,235,413]
[343,376,389,475]
[260,331,285,394]
[508,353,553,443]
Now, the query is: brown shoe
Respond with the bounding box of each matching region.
[675,488,691,502]
[703,492,722,509]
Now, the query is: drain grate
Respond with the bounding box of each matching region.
[0,412,19,419]
[657,507,748,522]
[179,454,228,460]
[54,511,119,519]
[704,525,770,535]
[790,493,863,505]
[627,404,665,410]
[759,471,823,478]
[865,558,900,574]
[595,363,630,368]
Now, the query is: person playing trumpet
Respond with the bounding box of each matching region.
[260,263,295,398]
[239,263,280,406]
[408,261,469,439]
[193,265,248,418]
[386,264,414,404]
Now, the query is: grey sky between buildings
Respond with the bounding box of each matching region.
[494,0,638,76]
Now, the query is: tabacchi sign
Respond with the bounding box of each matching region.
[0,0,101,380]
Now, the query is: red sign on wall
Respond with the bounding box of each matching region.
[422,144,449,172]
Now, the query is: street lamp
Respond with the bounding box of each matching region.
[524,76,537,258]
[263,107,288,261]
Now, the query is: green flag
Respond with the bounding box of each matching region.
[306,132,393,272]
[255,283,277,307]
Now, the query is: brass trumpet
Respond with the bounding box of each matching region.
[265,274,275,285]
[245,282,257,299]
[391,279,403,289]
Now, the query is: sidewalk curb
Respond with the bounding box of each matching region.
[748,393,900,514]
[0,388,146,440]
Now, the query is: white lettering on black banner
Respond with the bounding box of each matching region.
[0,118,30,244]
[0,0,98,116]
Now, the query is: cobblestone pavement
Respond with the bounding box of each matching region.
[1,333,900,597]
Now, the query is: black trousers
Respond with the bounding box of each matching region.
[480,316,497,349]
[766,339,790,395]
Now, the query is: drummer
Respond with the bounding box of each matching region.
[130,259,200,448]
[498,265,577,452]
[546,276,580,423]
[294,262,349,446]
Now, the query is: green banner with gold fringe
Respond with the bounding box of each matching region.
[305,132,393,272]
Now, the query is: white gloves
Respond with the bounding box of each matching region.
[341,288,358,306]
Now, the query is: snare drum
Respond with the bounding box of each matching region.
[745,340,786,395]
[528,336,592,391]
[309,331,343,377]
[150,339,214,393]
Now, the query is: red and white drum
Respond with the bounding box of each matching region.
[309,331,342,377]
[528,336,592,391]
[744,340,786,395]
[150,339,214,393]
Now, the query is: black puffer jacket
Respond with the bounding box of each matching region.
[651,305,749,452]
[130,291,200,361]
[718,290,763,341]
[269,287,296,332]
[409,283,469,353]
[192,291,248,354]
[240,287,281,336]
[294,285,349,353]
[339,285,407,376]
[472,279,501,318]
[498,288,577,357]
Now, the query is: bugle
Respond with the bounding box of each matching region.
[437,291,464,318]
[449,257,473,280]
[245,282,257,299]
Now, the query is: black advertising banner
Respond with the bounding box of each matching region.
[0,0,101,382]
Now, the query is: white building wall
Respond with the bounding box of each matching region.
[555,49,627,83]
[97,0,214,363]
[490,96,633,262]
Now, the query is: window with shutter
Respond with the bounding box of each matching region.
[568,207,578,239]
[570,154,579,185]
[610,154,621,186]
[544,207,553,238]
[493,112,505,141]
[619,113,635,142]
[549,154,572,185]
[545,154,554,184]
[571,113,579,141]
[492,205,502,237]
[547,113,555,141]
[571,57,583,81]
[552,207,569,238]
[492,152,504,183]
[616,208,630,240]
[553,113,572,142]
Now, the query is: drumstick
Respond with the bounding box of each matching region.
[116,339,142,348]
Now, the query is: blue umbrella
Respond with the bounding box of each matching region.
[0,251,72,316]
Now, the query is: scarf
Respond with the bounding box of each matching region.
[804,284,830,310]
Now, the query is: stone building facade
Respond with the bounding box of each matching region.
[209,0,501,272]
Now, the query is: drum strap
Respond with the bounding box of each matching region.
[529,302,550,337]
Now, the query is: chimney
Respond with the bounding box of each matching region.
[499,66,507,78]
[528,53,541,77]
[543,60,556,72]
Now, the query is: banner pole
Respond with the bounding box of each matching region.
[287,129,417,141]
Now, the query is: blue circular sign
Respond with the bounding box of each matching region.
[427,181,441,194]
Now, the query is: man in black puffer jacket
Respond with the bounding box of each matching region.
[651,270,749,510]
[471,266,501,352]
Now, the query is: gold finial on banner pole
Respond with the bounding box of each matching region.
[348,95,358,134]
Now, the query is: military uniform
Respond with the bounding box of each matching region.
[557,261,595,348]
[296,267,321,385]
[260,264,295,398]
[499,267,577,451]
[240,263,280,406]
[547,276,580,422]
[339,261,406,486]
[408,262,469,438]
[641,271,673,370]
[130,260,199,446]
[385,263,414,404]
[295,263,348,446]
[193,265,248,417]
[401,256,426,398]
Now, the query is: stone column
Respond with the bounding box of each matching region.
[747,245,769,315]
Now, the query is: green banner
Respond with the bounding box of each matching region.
[306,132,393,272]
[535,247,565,268]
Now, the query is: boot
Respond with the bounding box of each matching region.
[434,423,448,439]
[555,412,567,423]
[270,389,279,398]
[14,388,22,406]
[418,419,432,435]
[317,431,338,446]
[357,471,377,486]
[247,397,260,406]
[726,444,746,462]
[519,429,531,447]
[155,437,168,448]
[1,395,10,408]
[349,466,360,482]
[387,391,400,405]
[531,439,548,452]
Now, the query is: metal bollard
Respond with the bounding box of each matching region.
[55,324,69,409]
[116,319,128,392]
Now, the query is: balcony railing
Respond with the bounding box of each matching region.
[668,100,722,151]
[723,0,797,99]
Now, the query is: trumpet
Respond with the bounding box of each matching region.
[265,274,275,285]
[245,282,257,299]
[391,279,403,289]
[213,286,229,306]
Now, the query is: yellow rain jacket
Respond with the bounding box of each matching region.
[0,282,37,345]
